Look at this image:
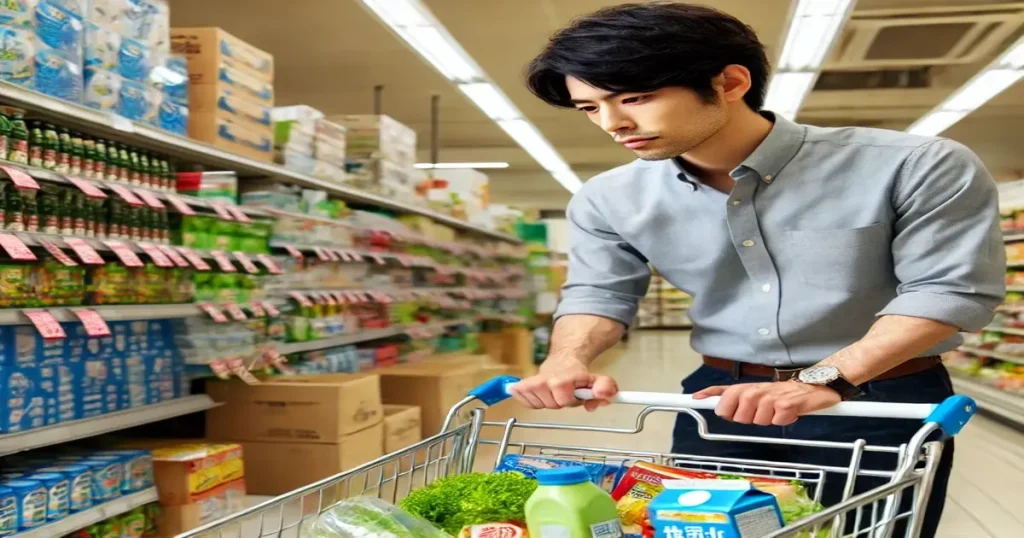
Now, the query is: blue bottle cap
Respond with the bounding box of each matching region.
[536,466,591,486]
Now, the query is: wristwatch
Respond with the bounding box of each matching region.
[794,365,865,401]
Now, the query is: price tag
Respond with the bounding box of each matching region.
[346,251,364,262]
[262,301,280,317]
[39,240,77,266]
[345,291,363,304]
[225,205,253,223]
[0,233,36,261]
[210,203,234,221]
[334,249,352,262]
[370,253,386,265]
[23,310,66,339]
[210,250,237,273]
[396,256,411,267]
[288,291,313,307]
[256,254,283,274]
[311,293,327,305]
[63,238,104,265]
[72,309,111,337]
[282,244,303,259]
[233,252,260,274]
[165,194,197,216]
[137,242,173,267]
[312,247,331,262]
[248,301,266,317]
[103,240,144,267]
[157,244,190,267]
[108,184,144,207]
[0,165,39,190]
[209,360,232,379]
[322,293,338,306]
[223,303,248,321]
[199,302,228,323]
[176,247,212,271]
[133,189,165,209]
[268,352,296,375]
[331,291,347,304]
[66,176,107,199]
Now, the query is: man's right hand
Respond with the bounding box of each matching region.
[508,357,619,412]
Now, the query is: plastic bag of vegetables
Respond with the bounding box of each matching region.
[300,496,451,538]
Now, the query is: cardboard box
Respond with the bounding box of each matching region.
[171,27,274,82]
[190,85,272,133]
[649,479,783,538]
[156,478,247,537]
[370,360,478,436]
[382,405,421,454]
[183,59,274,107]
[332,114,416,168]
[239,423,384,495]
[189,111,273,163]
[502,327,535,371]
[206,373,382,443]
[148,443,245,506]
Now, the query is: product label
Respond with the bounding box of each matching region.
[21,488,46,527]
[68,474,92,512]
[73,309,112,337]
[157,244,190,267]
[0,496,15,533]
[103,240,144,267]
[138,242,174,267]
[0,233,36,260]
[66,176,108,198]
[223,303,247,321]
[93,462,122,500]
[176,247,212,271]
[199,303,228,323]
[108,184,144,206]
[262,301,280,317]
[24,310,67,339]
[210,250,237,272]
[589,520,623,538]
[133,189,165,209]
[232,251,260,274]
[65,237,105,265]
[47,478,70,518]
[39,239,78,266]
[288,291,313,307]
[165,194,197,215]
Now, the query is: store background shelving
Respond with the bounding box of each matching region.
[638,270,692,330]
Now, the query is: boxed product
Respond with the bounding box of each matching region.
[146,442,245,506]
[649,480,783,538]
[188,112,273,163]
[86,0,169,52]
[369,356,485,435]
[205,373,383,443]
[0,27,84,103]
[333,114,416,168]
[157,478,246,537]
[171,27,274,82]
[382,404,421,454]
[190,85,272,133]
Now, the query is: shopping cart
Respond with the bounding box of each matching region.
[178,376,976,538]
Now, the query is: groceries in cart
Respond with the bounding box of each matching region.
[398,472,537,534]
[300,496,449,538]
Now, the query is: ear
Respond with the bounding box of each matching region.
[718,64,753,104]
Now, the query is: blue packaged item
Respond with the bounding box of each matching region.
[154,97,187,136]
[92,450,151,493]
[124,0,168,50]
[33,1,84,63]
[41,0,86,17]
[0,26,35,89]
[117,36,154,82]
[83,66,122,111]
[218,64,273,104]
[496,455,623,491]
[24,472,68,521]
[35,465,91,513]
[34,47,83,103]
[157,54,187,104]
[116,78,159,123]
[5,479,46,530]
[649,480,783,538]
[84,20,121,71]
[68,457,121,502]
[0,6,32,28]
[0,485,15,536]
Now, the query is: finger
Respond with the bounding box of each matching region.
[583,399,608,412]
[589,375,619,400]
[731,388,762,424]
[752,396,777,426]
[550,378,583,408]
[693,385,727,399]
[519,390,547,410]
[534,382,563,409]
[771,398,800,426]
[714,386,740,420]
[508,385,543,409]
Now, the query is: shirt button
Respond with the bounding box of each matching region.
[762,283,771,292]
[731,200,741,206]
[764,174,773,182]
[758,328,771,336]
[742,240,755,247]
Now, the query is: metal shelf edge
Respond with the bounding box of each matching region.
[12,488,159,538]
[958,346,1024,365]
[273,319,476,355]
[949,375,1024,427]
[0,395,218,456]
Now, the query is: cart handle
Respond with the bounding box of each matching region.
[468,376,976,436]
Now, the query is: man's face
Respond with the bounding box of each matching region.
[566,76,729,161]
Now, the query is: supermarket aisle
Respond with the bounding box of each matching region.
[500,330,1024,538]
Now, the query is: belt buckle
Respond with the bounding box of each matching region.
[773,367,803,382]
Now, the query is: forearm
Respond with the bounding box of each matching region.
[819,314,958,385]
[544,314,625,369]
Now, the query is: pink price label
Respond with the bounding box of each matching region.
[256,254,283,274]
[210,203,234,221]
[322,293,338,306]
[282,244,303,259]
[133,189,165,209]
[312,293,327,305]
[228,357,260,385]
[346,251,364,262]
[289,291,314,307]
[108,184,144,207]
[0,233,36,261]
[165,194,197,216]
[0,165,39,190]
[312,247,330,262]
[66,176,107,198]
[64,238,104,265]
[370,254,386,265]
[175,247,212,271]
[39,240,77,266]
[72,309,111,337]
[334,249,352,262]
[262,301,280,317]
[138,242,173,267]
[199,303,228,323]
[223,303,248,321]
[233,252,260,274]
[248,301,266,317]
[332,291,347,304]
[157,244,190,267]
[23,310,66,339]
[210,250,237,273]
[225,205,253,223]
[209,360,232,379]
[103,240,144,267]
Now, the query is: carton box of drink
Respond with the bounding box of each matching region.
[650,480,783,538]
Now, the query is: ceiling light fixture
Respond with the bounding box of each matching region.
[358,0,582,193]
[907,37,1024,136]
[415,162,510,170]
[763,0,856,120]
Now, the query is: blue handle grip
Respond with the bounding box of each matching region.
[468,376,521,406]
[925,394,976,437]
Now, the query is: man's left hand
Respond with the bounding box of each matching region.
[693,381,841,426]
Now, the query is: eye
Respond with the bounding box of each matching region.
[576,105,598,113]
[622,95,649,105]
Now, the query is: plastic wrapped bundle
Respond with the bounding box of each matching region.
[300,496,451,538]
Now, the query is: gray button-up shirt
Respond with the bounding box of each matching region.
[554,113,1006,366]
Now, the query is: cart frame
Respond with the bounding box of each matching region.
[177,376,976,538]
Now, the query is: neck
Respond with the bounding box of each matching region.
[680,107,774,180]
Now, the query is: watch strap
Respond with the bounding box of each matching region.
[826,376,865,401]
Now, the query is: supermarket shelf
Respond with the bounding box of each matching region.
[0,303,204,325]
[0,395,217,456]
[0,81,520,244]
[13,487,159,538]
[949,374,1024,427]
[1005,233,1024,243]
[958,346,1024,365]
[1008,286,1024,292]
[981,326,1024,336]
[1009,261,1024,269]
[274,319,478,355]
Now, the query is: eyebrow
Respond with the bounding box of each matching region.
[570,92,624,105]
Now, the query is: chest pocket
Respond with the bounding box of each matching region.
[785,223,892,292]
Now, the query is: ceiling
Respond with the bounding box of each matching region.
[169,0,1024,211]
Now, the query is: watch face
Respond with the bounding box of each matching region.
[798,365,840,385]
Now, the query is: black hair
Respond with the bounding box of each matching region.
[526,2,770,111]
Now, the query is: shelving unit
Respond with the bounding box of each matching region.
[637,271,692,330]
[958,346,1024,366]
[273,318,476,355]
[950,374,1024,427]
[12,488,159,538]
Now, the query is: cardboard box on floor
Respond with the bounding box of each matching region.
[476,328,538,378]
[157,478,247,537]
[239,423,383,496]
[380,405,422,475]
[206,373,382,443]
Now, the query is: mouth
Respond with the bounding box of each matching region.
[618,137,657,149]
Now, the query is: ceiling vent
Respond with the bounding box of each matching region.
[814,68,932,90]
[825,4,1024,70]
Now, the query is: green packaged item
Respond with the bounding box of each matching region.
[120,507,146,538]
[525,467,622,538]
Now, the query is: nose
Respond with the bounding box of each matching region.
[598,107,634,135]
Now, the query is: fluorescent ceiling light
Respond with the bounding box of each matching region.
[359,0,581,193]
[764,0,855,119]
[907,36,1024,136]
[415,162,510,169]
[458,83,519,121]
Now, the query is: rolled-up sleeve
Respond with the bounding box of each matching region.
[553,188,651,327]
[877,138,1006,331]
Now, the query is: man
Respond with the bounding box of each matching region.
[510,3,1005,537]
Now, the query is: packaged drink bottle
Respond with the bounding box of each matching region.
[106,141,120,181]
[0,182,7,230]
[82,137,95,179]
[5,183,23,231]
[157,209,169,244]
[59,188,73,235]
[72,192,86,236]
[128,206,141,240]
[138,152,151,188]
[23,191,38,232]
[6,110,28,165]
[69,131,83,175]
[93,139,107,180]
[28,121,44,168]
[525,467,623,538]
[56,127,71,173]
[0,110,11,161]
[118,144,131,183]
[39,186,60,235]
[94,200,107,239]
[107,199,122,238]
[128,148,141,185]
[42,123,59,170]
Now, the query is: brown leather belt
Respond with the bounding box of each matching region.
[702,355,942,382]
